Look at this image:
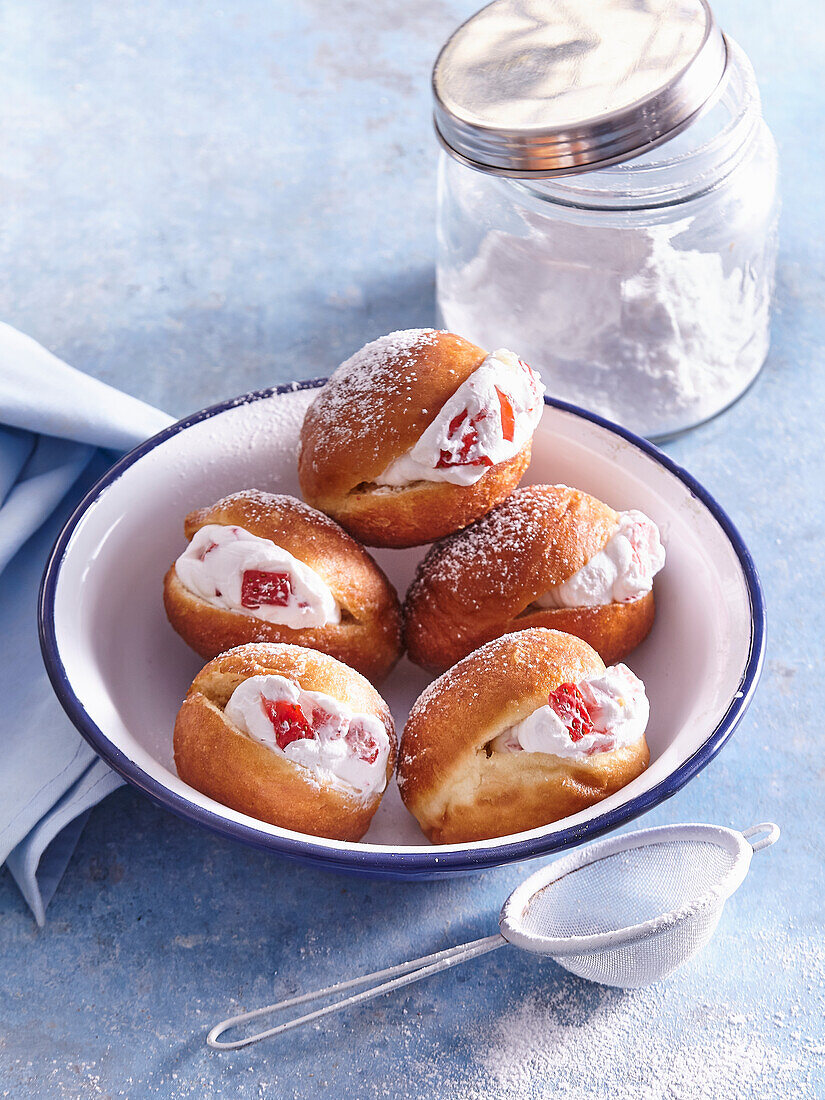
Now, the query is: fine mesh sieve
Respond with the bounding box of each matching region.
[207,821,779,1050]
[499,823,777,987]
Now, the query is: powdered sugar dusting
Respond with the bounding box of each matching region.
[406,632,520,714]
[302,329,441,468]
[203,487,357,544]
[401,630,575,772]
[407,486,585,613]
[475,984,813,1099]
[422,922,825,1100]
[169,388,313,499]
[337,329,440,380]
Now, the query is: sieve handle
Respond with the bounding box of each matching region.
[742,822,780,853]
[207,932,506,1050]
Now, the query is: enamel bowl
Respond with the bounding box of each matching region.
[39,384,764,877]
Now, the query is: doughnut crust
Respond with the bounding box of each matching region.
[163,490,402,683]
[398,629,650,844]
[174,643,397,841]
[403,484,656,673]
[298,329,534,548]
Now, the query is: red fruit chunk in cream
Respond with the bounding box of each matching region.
[496,386,516,442]
[345,723,380,765]
[261,697,315,750]
[225,675,390,799]
[546,683,596,742]
[375,349,545,488]
[175,524,339,628]
[436,407,495,470]
[241,569,292,609]
[492,663,649,759]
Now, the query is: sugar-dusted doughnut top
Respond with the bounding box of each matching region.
[182,489,397,621]
[399,628,605,800]
[407,484,620,624]
[298,329,488,499]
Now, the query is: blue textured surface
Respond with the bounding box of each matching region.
[1,1,823,1097]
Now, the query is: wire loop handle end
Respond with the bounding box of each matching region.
[742,822,780,853]
[206,933,505,1050]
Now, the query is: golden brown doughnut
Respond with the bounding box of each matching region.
[163,489,402,683]
[398,629,650,844]
[298,329,544,548]
[403,484,661,673]
[174,643,397,841]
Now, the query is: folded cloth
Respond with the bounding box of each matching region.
[0,323,174,924]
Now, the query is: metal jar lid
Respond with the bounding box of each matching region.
[432,0,729,177]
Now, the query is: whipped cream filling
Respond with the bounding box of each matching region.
[374,349,545,488]
[491,663,649,759]
[225,675,390,800]
[537,510,665,608]
[175,524,340,629]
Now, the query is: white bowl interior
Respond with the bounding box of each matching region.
[50,389,754,856]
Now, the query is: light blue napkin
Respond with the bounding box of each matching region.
[0,323,174,924]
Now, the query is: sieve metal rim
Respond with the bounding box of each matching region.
[499,823,753,957]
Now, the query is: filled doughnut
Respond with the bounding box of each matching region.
[403,484,665,672]
[163,489,402,683]
[298,328,545,547]
[174,643,396,841]
[398,629,650,844]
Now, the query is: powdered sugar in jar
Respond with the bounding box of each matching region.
[433,0,779,440]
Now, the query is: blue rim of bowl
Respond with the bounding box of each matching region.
[38,381,766,875]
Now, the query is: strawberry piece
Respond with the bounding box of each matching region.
[241,569,292,608]
[447,409,467,436]
[547,683,595,742]
[436,407,494,469]
[626,518,655,573]
[197,540,218,562]
[311,704,345,738]
[495,386,516,442]
[519,358,543,403]
[262,697,316,750]
[519,357,538,383]
[345,723,380,764]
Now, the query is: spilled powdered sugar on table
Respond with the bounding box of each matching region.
[373,921,824,1100]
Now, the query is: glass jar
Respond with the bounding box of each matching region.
[436,40,779,440]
